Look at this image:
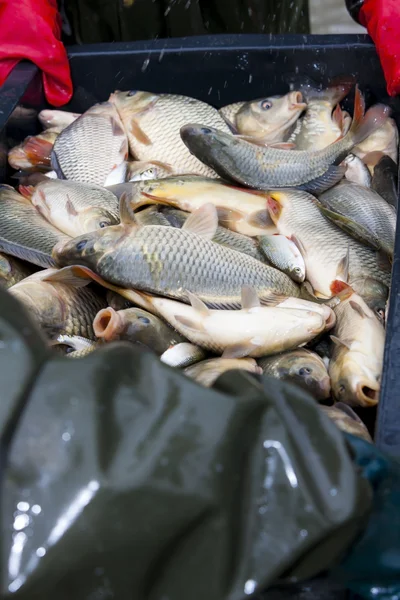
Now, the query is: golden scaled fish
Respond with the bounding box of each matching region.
[289,76,354,150]
[52,203,299,308]
[258,348,331,401]
[0,253,32,289]
[109,90,231,177]
[184,357,262,387]
[51,102,129,186]
[180,88,390,192]
[8,128,60,171]
[329,288,385,407]
[220,91,306,142]
[9,269,106,340]
[111,176,277,237]
[266,189,391,299]
[20,179,120,238]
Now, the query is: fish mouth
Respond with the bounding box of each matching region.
[93,307,123,342]
[52,239,70,262]
[180,124,214,142]
[290,92,307,111]
[356,381,380,407]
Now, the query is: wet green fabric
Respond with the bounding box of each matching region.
[332,434,400,600]
[0,287,368,599]
[65,0,310,44]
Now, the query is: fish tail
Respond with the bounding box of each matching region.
[349,87,391,146]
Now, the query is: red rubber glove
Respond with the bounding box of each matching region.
[0,0,72,106]
[359,0,400,96]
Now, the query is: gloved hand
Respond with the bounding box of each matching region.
[0,0,72,106]
[347,0,400,97]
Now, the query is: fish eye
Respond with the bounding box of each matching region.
[127,90,137,97]
[76,239,88,252]
[99,221,109,229]
[299,367,312,376]
[339,384,346,394]
[376,308,385,321]
[138,316,150,324]
[294,267,302,273]
[200,127,212,135]
[260,100,273,110]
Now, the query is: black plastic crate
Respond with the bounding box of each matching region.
[1,34,399,459]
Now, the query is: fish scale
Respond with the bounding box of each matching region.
[54,223,300,307]
[268,189,391,298]
[110,91,231,176]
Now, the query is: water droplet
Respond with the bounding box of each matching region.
[248,74,253,83]
[300,529,308,538]
[141,58,150,72]
[208,87,213,95]
[36,547,46,557]
[164,6,171,16]
[258,505,268,515]
[14,514,30,531]
[330,487,338,496]
[17,502,29,512]
[62,432,71,442]
[244,580,257,595]
[31,504,41,515]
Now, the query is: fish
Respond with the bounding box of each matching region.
[9,269,106,339]
[52,203,300,308]
[258,234,306,282]
[371,155,398,210]
[343,154,372,187]
[0,253,32,288]
[112,176,276,237]
[0,185,70,268]
[258,348,331,400]
[218,101,246,130]
[353,116,398,166]
[38,109,81,131]
[8,128,60,171]
[228,92,306,142]
[180,88,390,192]
[160,342,207,368]
[318,181,396,258]
[350,277,389,324]
[109,90,231,176]
[93,306,185,354]
[52,335,97,358]
[265,296,336,330]
[156,207,266,261]
[126,160,173,182]
[184,357,262,387]
[21,179,120,237]
[51,102,129,185]
[320,404,372,442]
[288,76,353,150]
[329,288,385,407]
[135,206,173,227]
[266,189,391,299]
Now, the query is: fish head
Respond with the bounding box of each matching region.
[281,351,331,400]
[265,191,285,223]
[288,263,306,283]
[236,92,306,139]
[332,354,380,407]
[109,90,159,116]
[350,277,388,324]
[180,123,238,166]
[52,224,129,268]
[77,207,120,236]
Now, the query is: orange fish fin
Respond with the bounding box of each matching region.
[18,184,34,199]
[23,136,53,165]
[130,118,152,146]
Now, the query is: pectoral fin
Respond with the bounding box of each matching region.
[330,335,352,350]
[182,203,218,239]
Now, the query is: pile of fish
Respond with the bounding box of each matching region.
[3,76,398,444]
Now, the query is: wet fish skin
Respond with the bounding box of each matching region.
[371,155,398,210]
[126,160,173,182]
[9,269,106,340]
[39,109,81,131]
[318,181,396,258]
[109,90,230,177]
[8,128,60,170]
[329,291,385,407]
[350,277,388,324]
[52,207,300,307]
[29,179,120,237]
[160,342,207,368]
[180,93,390,191]
[185,357,262,387]
[52,335,97,358]
[218,101,246,130]
[52,102,128,185]
[258,234,306,282]
[93,306,185,354]
[115,176,276,237]
[234,92,306,143]
[321,404,372,442]
[266,189,391,299]
[353,116,398,166]
[289,76,353,150]
[0,253,32,288]
[0,185,69,268]
[344,154,372,187]
[258,348,331,400]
